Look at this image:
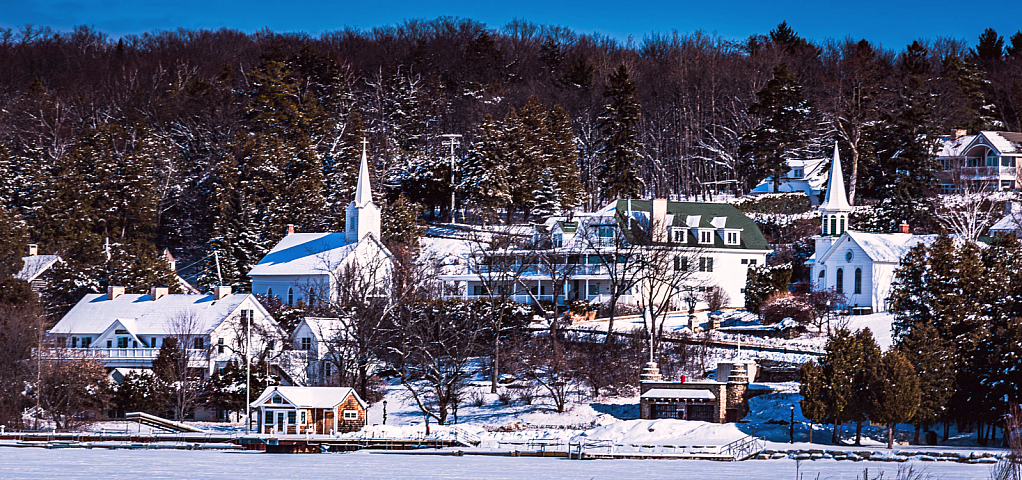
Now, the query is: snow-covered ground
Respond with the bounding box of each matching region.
[0,448,998,480]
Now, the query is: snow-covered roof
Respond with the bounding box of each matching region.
[640,388,717,400]
[248,233,357,276]
[297,317,346,342]
[49,293,255,335]
[936,134,976,157]
[15,255,61,282]
[981,131,1022,154]
[842,231,938,263]
[251,386,365,409]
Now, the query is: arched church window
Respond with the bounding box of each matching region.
[287,287,294,306]
[836,268,844,293]
[854,268,862,294]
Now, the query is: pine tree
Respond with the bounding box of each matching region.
[741,63,816,193]
[897,322,954,444]
[530,168,562,221]
[544,105,584,209]
[381,194,424,249]
[846,328,881,445]
[462,114,511,216]
[1007,31,1022,58]
[799,360,827,443]
[870,350,921,449]
[974,28,1005,61]
[819,328,857,444]
[0,205,29,279]
[596,64,644,202]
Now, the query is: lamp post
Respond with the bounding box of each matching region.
[382,400,388,425]
[245,310,251,434]
[789,405,795,444]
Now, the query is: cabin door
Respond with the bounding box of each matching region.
[325,411,334,433]
[276,412,285,433]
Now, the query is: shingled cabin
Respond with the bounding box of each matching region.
[251,386,367,435]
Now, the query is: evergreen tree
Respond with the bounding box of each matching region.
[203,359,277,419]
[897,321,954,444]
[870,350,921,449]
[939,55,1002,132]
[381,194,425,249]
[530,168,562,221]
[462,114,511,216]
[818,328,858,444]
[974,28,1005,61]
[741,63,816,193]
[596,64,644,202]
[799,360,827,443]
[114,370,167,415]
[545,105,584,209]
[1007,31,1022,58]
[846,328,881,445]
[744,263,792,313]
[0,205,30,279]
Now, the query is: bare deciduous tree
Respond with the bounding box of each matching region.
[153,311,206,421]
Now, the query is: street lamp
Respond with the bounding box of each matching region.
[382,400,388,425]
[789,405,795,444]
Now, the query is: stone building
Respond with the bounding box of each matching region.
[638,361,756,423]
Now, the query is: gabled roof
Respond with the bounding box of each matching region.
[821,231,937,264]
[937,134,976,157]
[640,388,716,400]
[820,143,851,211]
[15,255,62,282]
[990,205,1021,233]
[614,200,770,251]
[248,233,357,276]
[979,131,1022,154]
[295,317,347,342]
[49,293,259,335]
[251,386,366,409]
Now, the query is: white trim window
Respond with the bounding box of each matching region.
[671,227,687,244]
[724,231,740,246]
[698,229,714,245]
[342,409,358,420]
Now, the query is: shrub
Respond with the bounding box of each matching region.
[468,390,486,407]
[760,293,814,325]
[497,390,514,405]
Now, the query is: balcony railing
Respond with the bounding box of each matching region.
[472,264,609,276]
[960,166,1016,178]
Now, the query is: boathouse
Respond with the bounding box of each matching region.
[251,386,367,435]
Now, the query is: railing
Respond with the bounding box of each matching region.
[721,435,765,461]
[472,264,609,276]
[960,165,1016,177]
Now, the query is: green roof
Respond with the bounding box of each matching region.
[614,199,770,251]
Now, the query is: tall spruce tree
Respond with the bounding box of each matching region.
[596,64,644,202]
[741,63,816,193]
[897,321,954,444]
[870,350,921,449]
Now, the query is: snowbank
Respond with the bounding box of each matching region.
[571,419,747,446]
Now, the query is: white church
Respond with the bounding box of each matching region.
[807,144,937,313]
[248,143,393,307]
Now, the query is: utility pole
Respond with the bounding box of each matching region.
[245,310,251,434]
[441,134,462,224]
[214,250,223,286]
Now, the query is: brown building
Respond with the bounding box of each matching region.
[251,386,367,435]
[638,361,754,423]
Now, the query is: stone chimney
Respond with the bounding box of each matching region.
[639,362,663,383]
[27,244,38,256]
[107,286,125,300]
[725,362,751,413]
[150,287,168,301]
[286,224,295,235]
[899,221,910,234]
[213,285,232,300]
[651,198,668,243]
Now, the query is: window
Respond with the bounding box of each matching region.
[854,268,862,295]
[836,268,844,293]
[272,394,282,404]
[324,363,332,377]
[699,257,713,272]
[117,337,129,348]
[288,411,296,425]
[107,340,112,348]
[674,257,688,271]
[552,233,563,248]
[194,337,204,350]
[589,283,599,296]
[82,337,91,348]
[725,231,740,245]
[343,409,358,420]
[301,337,312,351]
[71,337,78,348]
[699,230,713,244]
[218,338,225,354]
[822,215,829,235]
[151,337,157,348]
[839,217,845,235]
[830,217,837,236]
[287,287,294,306]
[749,259,757,265]
[741,259,747,265]
[267,340,275,350]
[671,228,687,244]
[300,411,306,425]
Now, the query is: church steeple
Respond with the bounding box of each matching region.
[345,139,381,243]
[820,142,852,236]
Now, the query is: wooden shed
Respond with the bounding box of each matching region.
[251,386,367,435]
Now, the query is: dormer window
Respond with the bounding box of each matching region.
[272,393,282,404]
[552,233,563,248]
[671,227,687,244]
[698,230,714,245]
[724,231,740,246]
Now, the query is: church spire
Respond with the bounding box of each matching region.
[820,142,852,236]
[353,138,373,208]
[821,142,851,211]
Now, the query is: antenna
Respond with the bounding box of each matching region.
[441,134,462,224]
[214,250,223,286]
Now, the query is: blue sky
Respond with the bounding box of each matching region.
[1,0,1018,51]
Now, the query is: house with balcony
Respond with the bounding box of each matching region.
[435,198,771,310]
[46,285,304,383]
[937,130,1022,192]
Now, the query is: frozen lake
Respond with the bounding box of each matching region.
[0,448,993,479]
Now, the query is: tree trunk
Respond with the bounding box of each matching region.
[809,422,813,443]
[832,421,839,444]
[914,424,921,445]
[491,339,500,394]
[604,295,619,344]
[848,147,859,206]
[887,423,894,449]
[943,422,949,442]
[855,420,863,445]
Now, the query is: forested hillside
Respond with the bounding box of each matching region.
[1,19,1020,310]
